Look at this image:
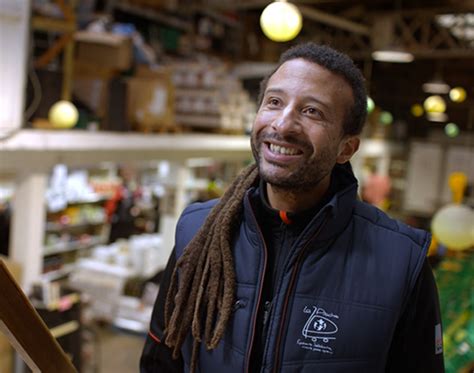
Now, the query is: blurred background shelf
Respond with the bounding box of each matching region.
[0,130,252,170]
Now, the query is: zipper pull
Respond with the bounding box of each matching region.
[263,300,273,326]
[233,299,247,312]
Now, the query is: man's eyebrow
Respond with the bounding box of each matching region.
[264,88,285,96]
[265,88,329,110]
[301,95,329,110]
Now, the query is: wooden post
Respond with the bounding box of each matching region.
[0,260,77,373]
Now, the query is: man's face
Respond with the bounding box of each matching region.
[251,58,356,191]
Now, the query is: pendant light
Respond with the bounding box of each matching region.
[260,0,303,42]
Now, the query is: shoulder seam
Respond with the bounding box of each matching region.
[180,201,216,218]
[352,212,428,248]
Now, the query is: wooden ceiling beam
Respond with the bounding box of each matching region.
[298,5,370,35]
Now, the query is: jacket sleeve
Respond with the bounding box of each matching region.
[140,248,184,373]
[385,259,445,373]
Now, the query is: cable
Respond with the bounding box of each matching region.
[24,30,43,123]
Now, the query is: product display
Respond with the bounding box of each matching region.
[436,253,474,373]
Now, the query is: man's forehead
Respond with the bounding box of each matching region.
[266,59,352,95]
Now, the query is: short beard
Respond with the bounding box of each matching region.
[251,132,335,192]
[258,157,333,193]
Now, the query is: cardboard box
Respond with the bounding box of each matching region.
[73,61,123,121]
[73,77,108,117]
[75,31,133,71]
[127,66,175,131]
[0,256,22,373]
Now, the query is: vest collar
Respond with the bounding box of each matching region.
[244,163,358,243]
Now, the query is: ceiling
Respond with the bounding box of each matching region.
[110,0,473,135]
[203,0,474,135]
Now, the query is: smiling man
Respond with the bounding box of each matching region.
[141,43,444,373]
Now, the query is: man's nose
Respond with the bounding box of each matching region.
[271,105,299,134]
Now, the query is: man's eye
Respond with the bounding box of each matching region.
[304,107,323,119]
[267,98,280,106]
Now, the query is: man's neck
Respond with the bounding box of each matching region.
[266,174,331,213]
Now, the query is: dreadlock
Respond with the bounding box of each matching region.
[164,163,259,372]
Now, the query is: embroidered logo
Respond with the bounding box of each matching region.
[297,306,339,354]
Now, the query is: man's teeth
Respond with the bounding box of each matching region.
[269,143,299,155]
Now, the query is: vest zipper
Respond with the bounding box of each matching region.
[263,300,273,327]
[260,300,274,353]
[245,199,269,373]
[272,212,331,373]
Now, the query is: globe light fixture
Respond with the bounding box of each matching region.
[422,80,450,94]
[260,0,303,42]
[410,104,424,117]
[431,172,473,251]
[431,204,474,250]
[367,97,375,114]
[371,49,414,63]
[379,111,393,125]
[423,95,446,113]
[427,112,448,122]
[444,122,460,137]
[48,100,79,129]
[449,87,467,103]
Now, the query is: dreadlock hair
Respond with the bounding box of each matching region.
[164,163,258,372]
[163,43,366,372]
[258,42,367,136]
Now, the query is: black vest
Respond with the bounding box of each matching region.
[174,172,430,373]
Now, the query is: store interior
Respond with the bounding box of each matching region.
[0,0,473,372]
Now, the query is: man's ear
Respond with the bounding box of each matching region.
[336,136,360,164]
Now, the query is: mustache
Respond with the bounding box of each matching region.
[257,132,311,150]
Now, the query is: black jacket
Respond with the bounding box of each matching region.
[141,165,444,372]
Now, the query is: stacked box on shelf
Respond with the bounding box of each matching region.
[128,65,176,133]
[75,31,133,72]
[172,62,254,133]
[73,31,134,131]
[69,259,132,321]
[73,31,133,115]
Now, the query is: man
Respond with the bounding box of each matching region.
[140,43,444,373]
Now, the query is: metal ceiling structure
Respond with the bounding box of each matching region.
[205,0,474,134]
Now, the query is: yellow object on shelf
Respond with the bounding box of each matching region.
[431,172,473,251]
[449,172,468,204]
[48,101,79,129]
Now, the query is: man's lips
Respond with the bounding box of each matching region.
[265,141,304,156]
[261,141,305,165]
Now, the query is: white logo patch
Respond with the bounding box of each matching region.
[297,306,339,354]
[435,323,443,354]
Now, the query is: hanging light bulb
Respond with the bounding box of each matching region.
[449,87,467,103]
[423,95,446,113]
[260,0,303,42]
